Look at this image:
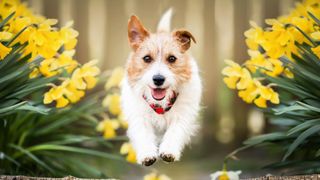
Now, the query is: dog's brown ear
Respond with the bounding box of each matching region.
[128,15,150,51]
[172,29,196,52]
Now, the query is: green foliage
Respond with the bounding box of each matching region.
[0,92,126,177]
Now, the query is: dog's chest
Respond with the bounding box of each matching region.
[149,113,171,132]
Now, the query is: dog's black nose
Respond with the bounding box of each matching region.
[153,74,165,86]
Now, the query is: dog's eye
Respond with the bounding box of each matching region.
[167,55,177,63]
[143,55,152,63]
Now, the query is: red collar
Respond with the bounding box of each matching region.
[143,91,178,115]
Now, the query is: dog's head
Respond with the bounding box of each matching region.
[126,15,196,102]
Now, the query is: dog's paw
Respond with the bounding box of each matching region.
[160,153,175,163]
[141,157,157,166]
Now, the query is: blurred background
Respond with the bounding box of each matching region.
[24,0,298,179]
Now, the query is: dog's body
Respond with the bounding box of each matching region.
[121,9,202,166]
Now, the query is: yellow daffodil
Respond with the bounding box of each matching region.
[222,60,252,90]
[238,79,279,108]
[59,21,79,50]
[103,93,121,116]
[0,31,12,41]
[0,43,11,59]
[120,142,137,163]
[105,67,124,90]
[62,79,85,104]
[222,60,244,89]
[1,0,101,108]
[311,31,320,40]
[96,119,120,139]
[29,68,39,78]
[244,21,265,50]
[311,46,320,59]
[222,59,280,108]
[222,0,320,108]
[43,72,97,108]
[71,60,100,90]
[143,172,171,180]
[43,85,69,108]
[118,113,128,129]
[39,50,77,77]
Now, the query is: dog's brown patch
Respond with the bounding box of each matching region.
[166,54,192,84]
[172,29,196,52]
[126,51,151,85]
[128,15,150,51]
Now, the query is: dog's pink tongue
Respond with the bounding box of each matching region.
[151,89,166,101]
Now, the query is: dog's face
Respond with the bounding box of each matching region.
[126,15,196,102]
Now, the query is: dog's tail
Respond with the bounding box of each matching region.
[157,8,173,32]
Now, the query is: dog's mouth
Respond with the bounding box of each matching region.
[151,88,166,101]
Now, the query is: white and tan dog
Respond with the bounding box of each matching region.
[121,9,202,166]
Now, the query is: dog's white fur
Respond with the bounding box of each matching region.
[121,9,202,165]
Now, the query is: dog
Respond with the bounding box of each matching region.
[121,9,202,166]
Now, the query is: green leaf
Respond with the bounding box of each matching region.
[315,148,320,157]
[297,101,320,113]
[292,25,316,46]
[287,118,320,136]
[269,118,301,127]
[0,151,20,167]
[308,11,320,25]
[0,101,26,114]
[273,103,309,115]
[9,144,55,173]
[280,56,320,85]
[15,103,50,115]
[244,132,287,145]
[26,144,124,161]
[46,135,113,148]
[0,12,15,29]
[5,25,31,46]
[283,125,320,161]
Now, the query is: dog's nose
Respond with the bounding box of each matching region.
[152,74,165,86]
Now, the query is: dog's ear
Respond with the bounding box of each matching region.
[172,29,196,52]
[128,15,150,51]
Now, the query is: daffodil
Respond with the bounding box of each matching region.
[222,60,248,89]
[29,68,39,78]
[120,142,137,163]
[43,84,69,108]
[0,31,12,41]
[63,79,85,104]
[238,80,279,108]
[0,0,101,108]
[244,21,265,50]
[59,21,79,50]
[210,170,241,180]
[143,172,171,180]
[105,67,124,90]
[0,43,11,59]
[96,119,120,139]
[39,50,77,77]
[71,60,100,90]
[103,93,121,116]
[118,113,128,129]
[311,46,320,59]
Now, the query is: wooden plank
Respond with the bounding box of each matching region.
[0,176,114,180]
[242,174,320,180]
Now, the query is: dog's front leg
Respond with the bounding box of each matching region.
[127,117,158,166]
[159,113,198,162]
